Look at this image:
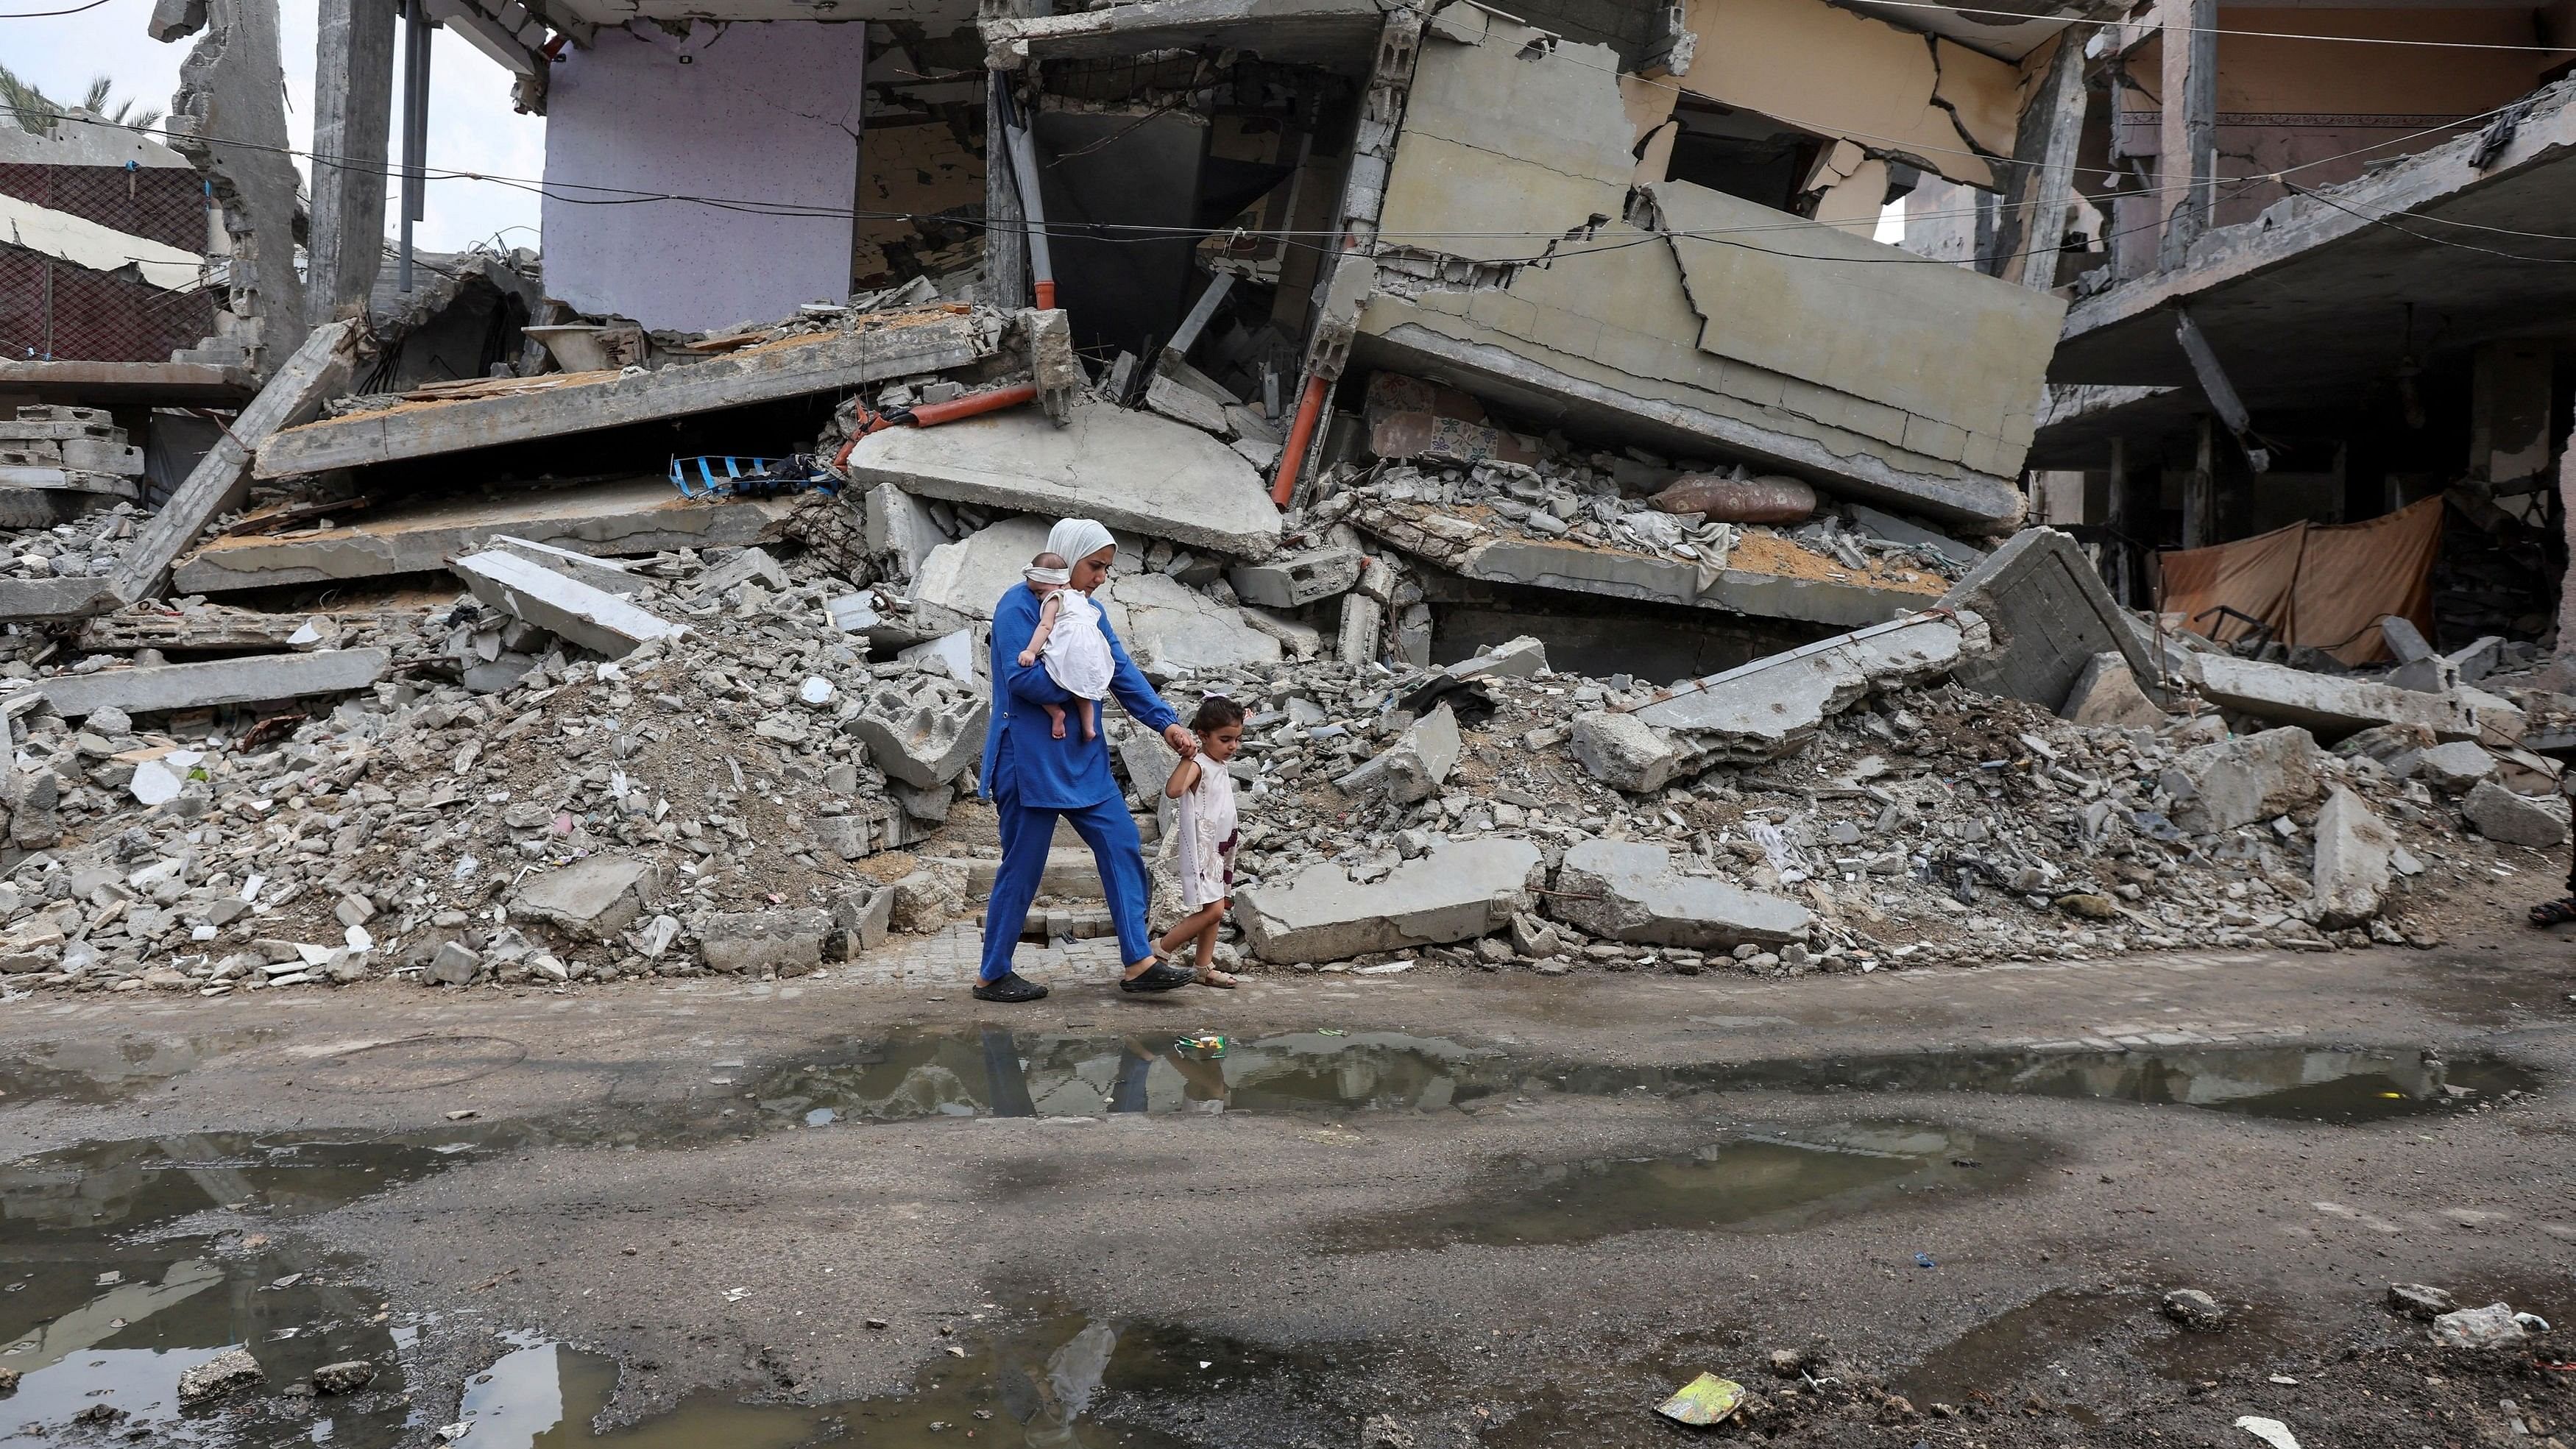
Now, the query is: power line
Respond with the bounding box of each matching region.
[0,0,117,16]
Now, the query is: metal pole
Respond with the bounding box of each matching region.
[399,0,432,294]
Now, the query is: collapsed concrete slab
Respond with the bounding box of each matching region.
[255,310,994,477]
[2311,786,2395,929]
[1574,612,1981,789]
[1546,839,1811,949]
[1940,528,2157,712]
[172,478,786,595]
[2194,655,2515,744]
[1336,704,1460,804]
[1233,837,1541,963]
[1101,571,1282,676]
[32,648,390,718]
[910,516,1049,621]
[1351,502,1942,631]
[450,550,684,659]
[845,399,1282,559]
[510,854,660,940]
[2162,726,2323,834]
[488,536,645,595]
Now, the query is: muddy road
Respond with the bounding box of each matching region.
[0,935,2572,1447]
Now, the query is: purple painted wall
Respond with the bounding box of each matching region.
[541,21,865,332]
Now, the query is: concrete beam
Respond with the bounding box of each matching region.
[1993,36,2090,290]
[257,311,991,477]
[0,359,254,406]
[487,535,645,594]
[980,0,1385,68]
[34,648,390,718]
[172,478,783,595]
[450,550,683,656]
[308,0,397,327]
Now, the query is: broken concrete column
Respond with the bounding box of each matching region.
[2194,655,2517,744]
[1228,545,1364,609]
[306,0,395,327]
[1336,704,1460,804]
[697,908,829,974]
[1546,839,1811,949]
[1940,528,2159,711]
[158,0,307,373]
[2461,779,2569,848]
[35,648,389,718]
[1336,594,1384,665]
[510,854,660,940]
[2311,786,2395,929]
[2162,726,2323,833]
[2060,651,2167,729]
[1233,837,1541,963]
[847,678,988,787]
[451,550,684,658]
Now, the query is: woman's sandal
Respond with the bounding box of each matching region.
[2530,896,2576,928]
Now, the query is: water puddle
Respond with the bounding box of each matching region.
[1680,1046,2536,1124]
[1350,1121,2033,1250]
[0,1130,484,1445]
[1897,1286,2292,1409]
[0,1029,280,1107]
[750,1030,2530,1127]
[447,1311,1331,1448]
[753,1027,1510,1124]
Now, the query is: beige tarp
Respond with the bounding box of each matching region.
[2154,497,2444,666]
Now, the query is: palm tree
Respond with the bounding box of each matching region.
[79,76,162,132]
[0,65,163,136]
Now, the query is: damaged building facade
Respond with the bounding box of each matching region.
[0,0,2572,999]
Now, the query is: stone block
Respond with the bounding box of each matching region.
[1337,594,1384,665]
[1939,527,2157,710]
[2163,727,2323,834]
[2462,779,2568,848]
[698,907,829,974]
[2378,614,2435,663]
[177,1347,263,1404]
[2059,651,2165,729]
[896,628,980,684]
[511,854,659,940]
[2195,655,2511,744]
[427,940,481,985]
[1240,606,1323,660]
[848,678,988,787]
[2311,786,2394,929]
[827,884,895,958]
[1228,545,1364,609]
[812,814,879,861]
[1234,837,1542,963]
[1571,710,1682,793]
[1444,634,1548,681]
[1546,838,1811,948]
[1336,704,1461,804]
[863,483,945,582]
[1144,372,1228,433]
[2415,740,2497,794]
[686,545,790,598]
[487,535,645,595]
[451,551,682,659]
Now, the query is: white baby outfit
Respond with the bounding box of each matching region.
[1039,587,1114,701]
[1172,756,1239,910]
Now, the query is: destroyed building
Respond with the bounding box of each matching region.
[2023,4,2576,672]
[0,0,2566,999]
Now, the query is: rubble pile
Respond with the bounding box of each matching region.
[0,505,140,583]
[0,405,151,573]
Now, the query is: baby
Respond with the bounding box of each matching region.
[1016,551,1113,741]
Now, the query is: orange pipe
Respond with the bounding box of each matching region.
[1033,280,1058,310]
[910,382,1037,427]
[1270,372,1329,509]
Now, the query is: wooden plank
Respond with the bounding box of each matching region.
[255,310,994,478]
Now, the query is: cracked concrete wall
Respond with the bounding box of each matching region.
[1672,0,2018,191]
[156,0,307,376]
[541,21,868,332]
[1358,7,2063,525]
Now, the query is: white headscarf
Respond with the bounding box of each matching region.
[1046,517,1117,579]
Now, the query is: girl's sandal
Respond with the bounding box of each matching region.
[1196,968,1240,988]
[2530,897,2576,928]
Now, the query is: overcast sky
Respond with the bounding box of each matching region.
[17,0,544,255]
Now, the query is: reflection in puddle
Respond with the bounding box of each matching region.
[452,1311,1318,1448]
[1687,1046,2536,1124]
[0,1131,464,1445]
[751,1030,2530,1127]
[0,1029,280,1107]
[1354,1122,2033,1250]
[1897,1286,2289,1407]
[754,1028,1504,1124]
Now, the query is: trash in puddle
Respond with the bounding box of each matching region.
[2234,1416,2301,1449]
[1175,1032,1231,1060]
[1655,1372,1748,1426]
[1317,1029,1348,1036]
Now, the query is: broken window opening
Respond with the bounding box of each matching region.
[1659,97,1824,216]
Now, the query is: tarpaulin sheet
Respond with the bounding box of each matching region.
[2155,497,2443,665]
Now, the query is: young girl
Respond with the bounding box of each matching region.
[1158,695,1244,988]
[1013,550,1111,741]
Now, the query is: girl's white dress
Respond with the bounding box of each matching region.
[1172,757,1239,910]
[1040,587,1114,701]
